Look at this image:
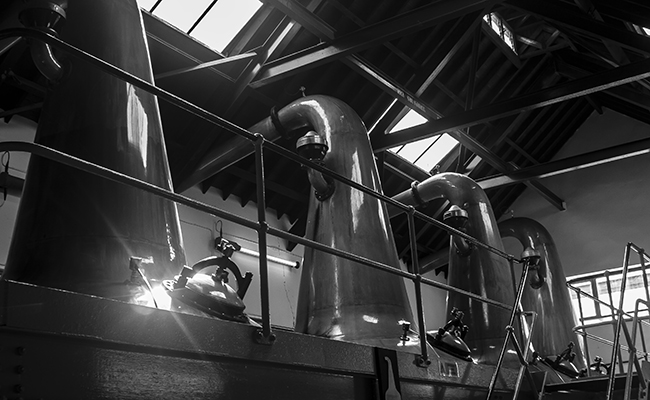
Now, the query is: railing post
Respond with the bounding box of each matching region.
[252,133,275,345]
[607,243,633,400]
[407,206,430,368]
[486,250,538,400]
[575,288,591,377]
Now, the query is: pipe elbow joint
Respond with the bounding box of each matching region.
[30,40,66,83]
[307,168,335,201]
[19,1,68,83]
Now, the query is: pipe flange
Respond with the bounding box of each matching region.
[410,181,425,207]
[270,106,291,140]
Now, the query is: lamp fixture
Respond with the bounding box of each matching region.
[214,235,300,269]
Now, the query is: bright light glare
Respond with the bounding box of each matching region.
[389,110,427,133]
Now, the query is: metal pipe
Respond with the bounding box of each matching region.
[498,217,585,370]
[576,289,592,377]
[408,207,430,367]
[19,1,67,83]
[28,37,65,82]
[253,134,274,344]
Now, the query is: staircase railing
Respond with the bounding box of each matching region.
[567,243,650,400]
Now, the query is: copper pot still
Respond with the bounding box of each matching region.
[499,217,586,372]
[392,173,517,364]
[2,0,187,305]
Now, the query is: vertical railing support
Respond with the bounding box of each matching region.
[486,249,540,400]
[606,243,633,399]
[576,288,591,377]
[407,206,431,368]
[252,133,275,345]
[512,311,540,400]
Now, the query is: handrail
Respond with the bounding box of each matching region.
[0,25,527,367]
[566,284,650,329]
[0,27,519,265]
[567,243,648,400]
[0,140,517,359]
[572,328,648,359]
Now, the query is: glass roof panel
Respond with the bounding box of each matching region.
[190,0,262,52]
[387,109,459,174]
[150,0,216,32]
[137,0,262,53]
[413,134,457,172]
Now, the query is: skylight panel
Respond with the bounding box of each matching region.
[391,109,427,132]
[483,12,517,54]
[387,109,459,174]
[138,0,262,53]
[190,0,262,52]
[149,0,215,32]
[412,134,458,172]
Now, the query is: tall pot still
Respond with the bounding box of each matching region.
[392,173,516,364]
[2,0,186,304]
[499,217,586,371]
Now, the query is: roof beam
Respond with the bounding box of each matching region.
[508,0,650,55]
[371,54,650,150]
[368,11,484,136]
[252,0,499,88]
[154,52,257,80]
[590,0,650,28]
[477,135,650,189]
[347,57,566,210]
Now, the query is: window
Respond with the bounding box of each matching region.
[483,13,517,54]
[138,0,262,53]
[567,265,650,326]
[388,110,459,174]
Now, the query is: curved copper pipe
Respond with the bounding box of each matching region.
[392,173,516,364]
[499,217,586,370]
[19,2,68,82]
[29,38,65,82]
[178,95,341,192]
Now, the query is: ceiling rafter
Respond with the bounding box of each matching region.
[507,0,650,55]
[251,0,499,88]
[590,0,650,28]
[371,54,650,151]
[368,11,485,137]
[477,134,650,190]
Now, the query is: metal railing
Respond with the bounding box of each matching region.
[567,243,650,400]
[0,26,528,371]
[486,256,543,400]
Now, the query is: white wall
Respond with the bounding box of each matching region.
[177,185,303,329]
[502,108,650,369]
[503,109,650,276]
